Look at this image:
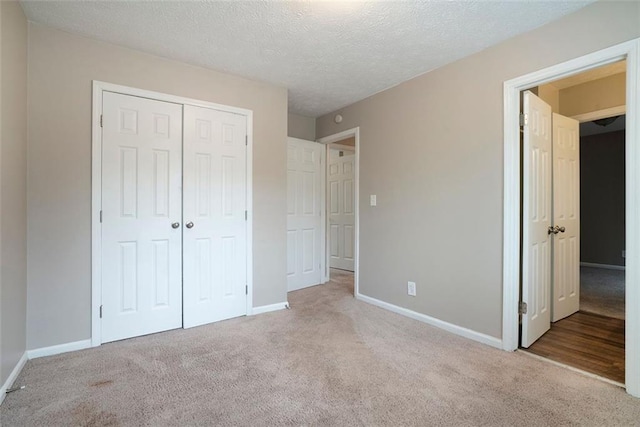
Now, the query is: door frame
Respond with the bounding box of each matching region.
[317,128,360,295]
[502,39,640,396]
[91,81,254,347]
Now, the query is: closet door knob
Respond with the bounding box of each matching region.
[171,222,180,229]
[186,222,194,229]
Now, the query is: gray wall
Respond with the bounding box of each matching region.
[287,113,316,140]
[581,130,625,266]
[27,24,288,350]
[1,1,28,384]
[316,1,639,339]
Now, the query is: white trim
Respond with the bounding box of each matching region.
[0,352,28,406]
[317,128,360,293]
[251,302,289,315]
[27,339,92,360]
[91,81,102,347]
[580,262,625,271]
[357,293,502,349]
[502,38,640,397]
[572,105,626,123]
[245,112,254,316]
[91,81,254,344]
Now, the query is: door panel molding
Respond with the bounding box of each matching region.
[502,39,639,396]
[92,81,254,346]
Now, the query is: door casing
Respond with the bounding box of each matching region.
[502,39,640,396]
[91,81,254,347]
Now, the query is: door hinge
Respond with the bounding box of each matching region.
[245,285,248,295]
[99,305,103,318]
[519,113,528,127]
[100,114,103,128]
[245,135,248,146]
[245,210,247,220]
[99,210,103,223]
[519,301,527,315]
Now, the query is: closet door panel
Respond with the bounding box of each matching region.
[183,105,248,328]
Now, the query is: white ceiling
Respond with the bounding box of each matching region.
[20,1,594,117]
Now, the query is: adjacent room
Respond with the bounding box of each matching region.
[1,0,640,424]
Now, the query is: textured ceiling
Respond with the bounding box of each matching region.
[21,1,594,117]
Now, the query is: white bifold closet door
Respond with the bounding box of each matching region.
[182,105,248,328]
[101,92,184,343]
[101,92,248,342]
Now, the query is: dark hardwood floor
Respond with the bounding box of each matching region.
[523,311,625,384]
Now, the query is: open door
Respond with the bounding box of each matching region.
[552,113,580,322]
[287,138,324,291]
[521,91,553,348]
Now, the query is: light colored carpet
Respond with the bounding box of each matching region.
[580,266,625,320]
[2,269,640,426]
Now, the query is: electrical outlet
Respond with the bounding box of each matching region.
[407,281,416,296]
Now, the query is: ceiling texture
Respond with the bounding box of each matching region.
[21,1,594,117]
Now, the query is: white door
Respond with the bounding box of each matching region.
[101,92,183,343]
[552,113,580,322]
[182,105,248,328]
[287,138,324,291]
[328,148,355,271]
[521,91,553,348]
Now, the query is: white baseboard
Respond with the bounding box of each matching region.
[27,339,92,360]
[0,352,28,406]
[580,262,625,271]
[356,293,503,349]
[251,302,289,315]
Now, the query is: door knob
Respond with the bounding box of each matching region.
[186,222,194,229]
[547,225,566,235]
[171,222,180,229]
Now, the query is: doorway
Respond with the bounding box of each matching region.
[318,128,360,296]
[520,75,626,382]
[502,38,639,396]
